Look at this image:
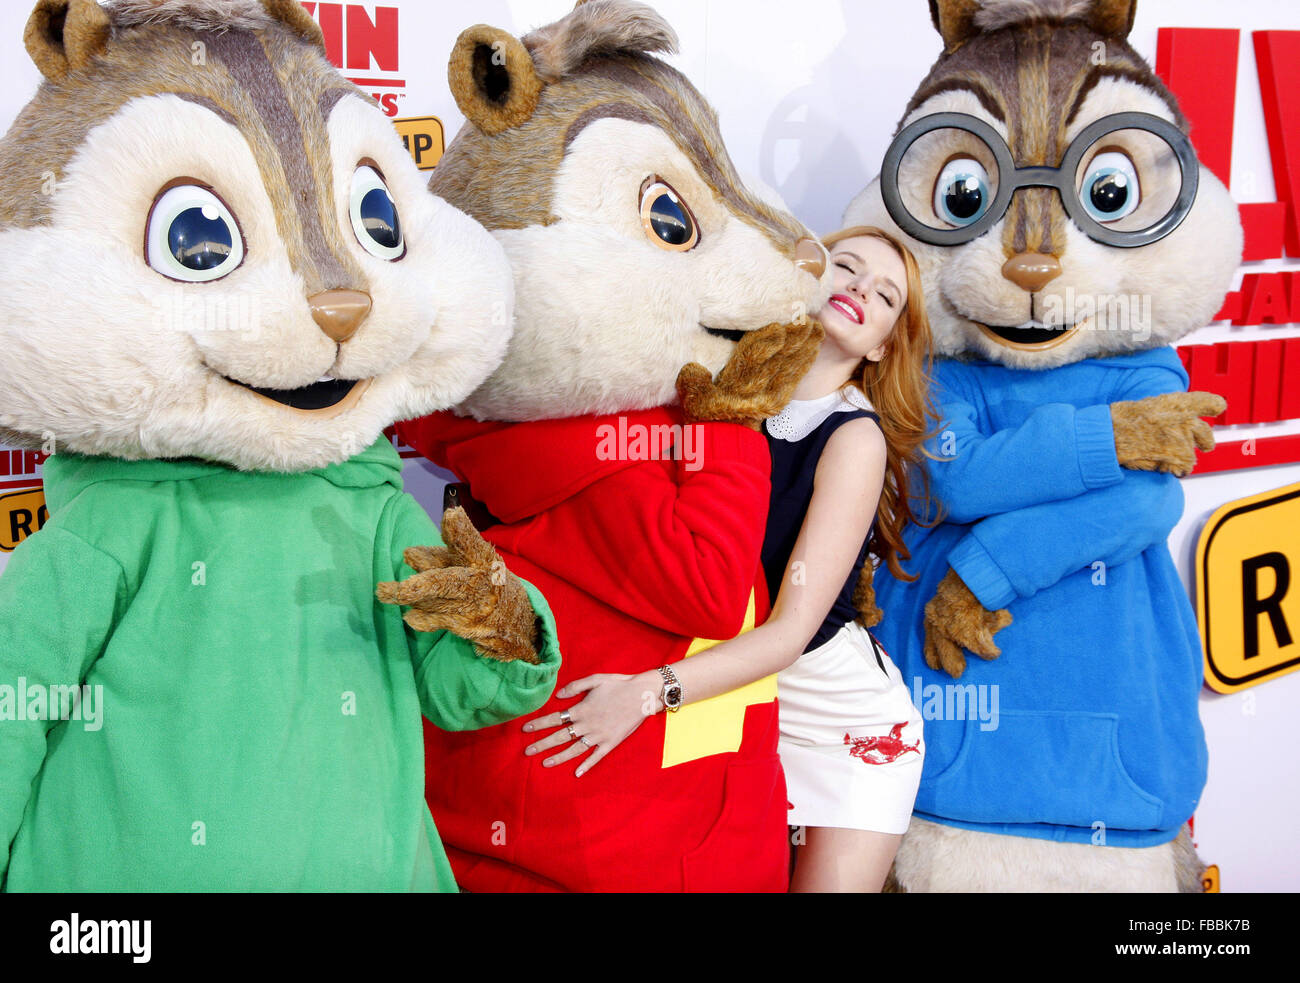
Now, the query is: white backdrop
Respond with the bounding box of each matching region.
[1,0,1297,891]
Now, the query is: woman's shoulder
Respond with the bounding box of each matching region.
[816,414,887,491]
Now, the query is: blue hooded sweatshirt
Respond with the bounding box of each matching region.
[873,346,1208,847]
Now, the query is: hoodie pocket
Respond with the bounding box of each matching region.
[924,710,1164,831]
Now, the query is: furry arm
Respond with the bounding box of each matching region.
[0,525,125,883]
[677,319,824,430]
[852,562,884,628]
[377,502,560,729]
[1110,391,1225,477]
[630,413,885,703]
[923,567,1012,678]
[947,469,1184,612]
[924,471,1182,677]
[928,356,1218,523]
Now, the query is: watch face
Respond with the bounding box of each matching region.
[665,685,683,708]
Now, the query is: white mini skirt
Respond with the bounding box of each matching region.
[777,619,925,834]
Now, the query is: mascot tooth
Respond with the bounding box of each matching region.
[0,0,560,891]
[846,0,1241,892]
[400,0,831,892]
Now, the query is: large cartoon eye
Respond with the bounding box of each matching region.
[146,183,244,283]
[350,164,405,261]
[932,158,991,227]
[1080,150,1141,222]
[640,177,699,251]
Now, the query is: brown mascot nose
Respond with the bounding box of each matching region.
[309,289,372,343]
[1001,253,1063,293]
[794,237,828,279]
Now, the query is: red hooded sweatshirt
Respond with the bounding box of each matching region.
[400,407,788,892]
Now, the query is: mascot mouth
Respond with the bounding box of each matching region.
[973,320,1080,350]
[221,373,372,414]
[701,324,746,343]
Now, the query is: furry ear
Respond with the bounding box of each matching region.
[23,0,110,82]
[929,0,983,52]
[523,0,678,84]
[1085,0,1137,38]
[448,24,545,136]
[261,0,327,50]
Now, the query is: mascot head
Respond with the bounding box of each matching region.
[845,0,1242,369]
[432,0,833,422]
[0,0,513,470]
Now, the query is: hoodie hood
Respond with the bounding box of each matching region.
[400,407,688,525]
[41,433,406,513]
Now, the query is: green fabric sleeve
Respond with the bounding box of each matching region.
[0,525,126,885]
[384,493,560,731]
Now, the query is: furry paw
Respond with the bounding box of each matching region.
[1110,391,1226,477]
[852,561,883,628]
[376,506,540,664]
[922,568,1012,678]
[676,318,824,429]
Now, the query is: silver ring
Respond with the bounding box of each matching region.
[580,736,594,748]
[560,710,573,725]
[567,724,579,741]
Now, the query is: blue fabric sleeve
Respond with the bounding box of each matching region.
[929,399,1123,523]
[947,470,1185,609]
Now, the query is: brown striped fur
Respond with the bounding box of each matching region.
[432,8,806,254]
[2,1,365,297]
[0,0,516,470]
[902,16,1186,260]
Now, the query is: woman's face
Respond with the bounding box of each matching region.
[816,235,906,364]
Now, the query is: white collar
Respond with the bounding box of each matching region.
[766,385,875,442]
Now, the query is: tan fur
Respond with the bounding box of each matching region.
[973,0,1095,32]
[1,0,516,471]
[427,1,830,424]
[432,7,805,252]
[448,26,544,136]
[923,568,1012,678]
[1110,391,1225,476]
[523,0,678,83]
[3,5,362,265]
[930,0,983,52]
[676,320,823,430]
[24,0,110,82]
[852,562,884,629]
[106,0,308,35]
[894,815,1201,891]
[377,508,541,664]
[1172,824,1207,893]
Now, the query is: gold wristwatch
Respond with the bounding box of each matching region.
[657,664,683,712]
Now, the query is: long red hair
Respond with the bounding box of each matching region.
[821,226,942,593]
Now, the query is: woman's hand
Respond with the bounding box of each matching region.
[522,672,662,776]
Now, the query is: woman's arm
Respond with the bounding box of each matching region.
[643,415,885,701]
[524,414,887,774]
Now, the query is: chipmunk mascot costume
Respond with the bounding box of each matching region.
[846,0,1240,891]
[0,0,561,892]
[400,0,830,892]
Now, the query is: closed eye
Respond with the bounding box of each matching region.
[879,291,895,308]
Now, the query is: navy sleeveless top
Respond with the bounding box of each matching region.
[760,398,880,654]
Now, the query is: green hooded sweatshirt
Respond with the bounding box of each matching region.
[0,435,560,892]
